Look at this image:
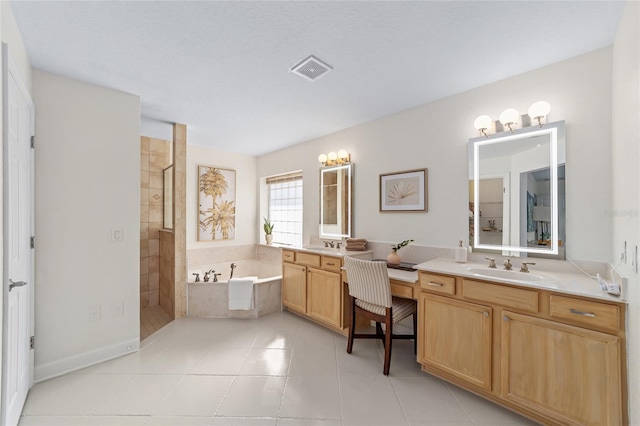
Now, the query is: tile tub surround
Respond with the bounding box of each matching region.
[187,278,282,319]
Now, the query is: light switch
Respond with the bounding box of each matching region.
[111,228,124,242]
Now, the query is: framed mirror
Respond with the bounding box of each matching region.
[469,121,565,258]
[320,163,352,239]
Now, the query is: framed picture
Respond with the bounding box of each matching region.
[379,168,428,212]
[198,165,236,241]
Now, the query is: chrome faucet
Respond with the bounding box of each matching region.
[230,263,237,279]
[192,273,200,282]
[335,242,342,249]
[213,272,222,282]
[485,257,497,268]
[503,259,513,270]
[203,269,214,282]
[324,240,335,248]
[520,262,536,273]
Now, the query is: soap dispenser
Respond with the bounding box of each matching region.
[455,240,468,263]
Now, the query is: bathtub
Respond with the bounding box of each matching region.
[187,260,282,318]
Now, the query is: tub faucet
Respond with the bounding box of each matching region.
[203,269,215,282]
[503,259,513,270]
[520,262,536,273]
[230,263,237,279]
[485,257,496,268]
[213,272,222,282]
[192,273,200,282]
[324,240,335,248]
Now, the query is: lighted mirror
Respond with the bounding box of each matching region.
[468,121,566,258]
[320,163,352,239]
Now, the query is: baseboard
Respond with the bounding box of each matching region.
[34,337,140,383]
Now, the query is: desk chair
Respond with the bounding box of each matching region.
[343,256,417,375]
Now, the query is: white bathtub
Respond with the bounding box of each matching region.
[187,260,282,318]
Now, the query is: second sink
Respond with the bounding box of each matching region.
[466,267,545,282]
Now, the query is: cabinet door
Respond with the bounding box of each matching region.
[419,293,492,390]
[501,311,622,426]
[307,267,342,329]
[282,262,307,314]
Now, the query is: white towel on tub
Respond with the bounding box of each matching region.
[228,277,257,310]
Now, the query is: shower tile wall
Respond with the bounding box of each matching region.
[140,136,170,309]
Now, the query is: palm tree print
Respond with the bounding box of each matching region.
[198,166,236,240]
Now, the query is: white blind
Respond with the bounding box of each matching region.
[267,171,303,246]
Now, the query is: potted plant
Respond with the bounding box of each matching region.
[263,217,274,245]
[387,239,414,265]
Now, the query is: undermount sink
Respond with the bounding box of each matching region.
[302,245,344,255]
[466,267,545,282]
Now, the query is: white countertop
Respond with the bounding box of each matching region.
[414,258,626,303]
[387,268,418,283]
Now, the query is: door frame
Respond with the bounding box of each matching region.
[1,43,35,425]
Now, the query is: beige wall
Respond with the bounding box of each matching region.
[139,136,170,309]
[612,2,640,424]
[257,48,613,263]
[33,70,140,381]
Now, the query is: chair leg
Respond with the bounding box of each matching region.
[376,322,384,347]
[383,309,393,375]
[347,296,355,354]
[412,312,417,355]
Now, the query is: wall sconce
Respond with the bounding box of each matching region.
[473,115,492,138]
[499,108,519,132]
[528,101,551,127]
[474,101,551,136]
[318,149,350,166]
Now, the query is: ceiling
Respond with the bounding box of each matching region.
[10,1,625,156]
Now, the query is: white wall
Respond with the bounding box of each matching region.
[611,2,640,424]
[257,48,613,262]
[32,70,140,381]
[186,144,257,250]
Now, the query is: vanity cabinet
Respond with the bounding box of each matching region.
[417,270,627,426]
[281,249,346,332]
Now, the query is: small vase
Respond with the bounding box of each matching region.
[387,251,401,265]
[265,234,273,245]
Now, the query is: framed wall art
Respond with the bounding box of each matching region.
[198,165,236,241]
[379,168,428,212]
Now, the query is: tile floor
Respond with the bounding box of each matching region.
[140,305,173,341]
[20,311,538,426]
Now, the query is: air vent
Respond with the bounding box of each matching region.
[290,55,332,81]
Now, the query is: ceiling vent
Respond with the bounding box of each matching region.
[290,55,332,82]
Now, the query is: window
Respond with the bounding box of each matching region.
[266,172,303,246]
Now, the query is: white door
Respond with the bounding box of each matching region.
[2,46,34,426]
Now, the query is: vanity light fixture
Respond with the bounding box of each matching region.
[499,108,519,132]
[318,149,351,166]
[473,115,492,138]
[528,101,551,127]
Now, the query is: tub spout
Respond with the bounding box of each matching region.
[203,269,215,282]
[230,263,237,279]
[213,273,222,282]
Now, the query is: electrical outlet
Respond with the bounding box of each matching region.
[111,301,124,317]
[88,304,101,322]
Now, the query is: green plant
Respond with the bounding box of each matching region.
[392,239,414,253]
[263,217,274,235]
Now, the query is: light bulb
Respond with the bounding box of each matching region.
[528,101,551,126]
[328,151,338,161]
[318,153,327,163]
[499,108,519,132]
[473,115,492,137]
[338,149,348,160]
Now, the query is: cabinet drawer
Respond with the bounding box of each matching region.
[282,250,295,263]
[391,282,414,299]
[549,295,620,331]
[419,272,455,295]
[462,280,538,313]
[321,255,342,272]
[296,252,321,268]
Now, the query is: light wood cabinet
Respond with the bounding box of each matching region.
[282,262,306,314]
[419,293,492,390]
[501,311,622,426]
[417,270,627,426]
[282,251,347,332]
[307,267,342,328]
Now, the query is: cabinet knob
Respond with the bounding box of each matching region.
[503,316,510,322]
[483,311,489,317]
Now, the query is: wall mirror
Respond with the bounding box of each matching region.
[320,163,352,239]
[468,121,565,258]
